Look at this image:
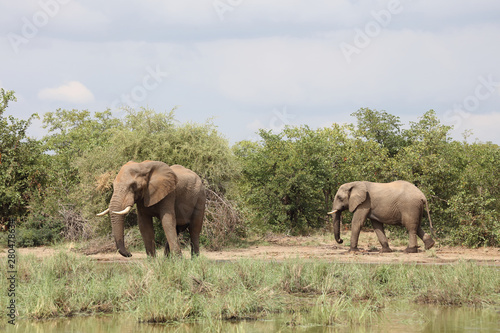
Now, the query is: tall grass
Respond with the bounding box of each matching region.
[1,252,498,327]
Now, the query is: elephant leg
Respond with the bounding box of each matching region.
[166,225,188,256]
[189,223,202,258]
[417,226,435,250]
[189,226,200,258]
[189,198,205,257]
[372,220,392,253]
[137,214,156,257]
[164,239,171,256]
[404,224,419,253]
[349,208,369,252]
[161,212,182,257]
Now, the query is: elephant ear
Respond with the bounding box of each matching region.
[144,161,178,207]
[348,182,367,213]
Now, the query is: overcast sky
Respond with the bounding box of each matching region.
[1,0,500,144]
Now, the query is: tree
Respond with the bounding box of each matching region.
[82,107,239,192]
[30,108,123,226]
[446,141,500,246]
[42,108,122,186]
[69,107,242,248]
[351,108,407,157]
[235,109,499,246]
[0,89,45,222]
[235,125,354,234]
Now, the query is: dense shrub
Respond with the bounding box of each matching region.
[0,89,47,224]
[1,89,498,248]
[34,107,242,250]
[236,109,500,245]
[15,213,63,247]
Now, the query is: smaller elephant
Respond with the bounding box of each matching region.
[328,180,435,253]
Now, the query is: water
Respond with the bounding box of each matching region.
[4,305,499,333]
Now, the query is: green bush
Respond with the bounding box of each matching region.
[447,193,499,247]
[235,109,500,246]
[15,213,64,247]
[3,88,499,249]
[0,89,47,223]
[234,125,360,234]
[32,107,242,250]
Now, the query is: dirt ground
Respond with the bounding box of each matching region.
[3,232,500,266]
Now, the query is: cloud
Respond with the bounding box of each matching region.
[38,81,94,103]
[2,0,499,145]
[452,112,500,143]
[180,19,500,110]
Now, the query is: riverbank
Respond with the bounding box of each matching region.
[1,250,498,328]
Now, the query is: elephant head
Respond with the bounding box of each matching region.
[327,182,367,244]
[97,161,177,257]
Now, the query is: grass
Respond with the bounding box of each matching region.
[1,252,499,328]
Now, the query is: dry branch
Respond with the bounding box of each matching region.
[203,188,244,251]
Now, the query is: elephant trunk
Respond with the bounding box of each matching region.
[333,211,343,244]
[109,196,132,258]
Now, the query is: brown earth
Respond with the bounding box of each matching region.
[3,231,499,266]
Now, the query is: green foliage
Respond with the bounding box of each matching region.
[15,109,124,243]
[75,108,241,246]
[237,108,499,246]
[0,89,46,222]
[235,125,349,233]
[15,212,64,247]
[41,108,122,201]
[351,108,407,157]
[235,122,391,234]
[33,107,241,249]
[445,142,500,247]
[2,89,499,249]
[105,107,239,192]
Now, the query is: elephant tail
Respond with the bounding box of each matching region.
[424,199,435,238]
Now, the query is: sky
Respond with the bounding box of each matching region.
[1,0,500,144]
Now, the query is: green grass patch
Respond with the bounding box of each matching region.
[1,252,498,327]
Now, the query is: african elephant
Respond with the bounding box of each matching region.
[97,161,205,258]
[328,180,435,253]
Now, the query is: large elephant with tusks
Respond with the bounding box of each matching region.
[98,161,205,258]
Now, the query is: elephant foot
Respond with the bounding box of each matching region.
[424,238,435,250]
[119,249,132,258]
[380,247,393,253]
[404,246,419,254]
[348,247,361,253]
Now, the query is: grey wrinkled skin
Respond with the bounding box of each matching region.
[330,180,435,253]
[102,161,205,258]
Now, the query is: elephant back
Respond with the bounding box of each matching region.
[170,165,205,198]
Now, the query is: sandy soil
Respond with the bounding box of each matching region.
[3,232,499,266]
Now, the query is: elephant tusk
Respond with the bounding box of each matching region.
[112,206,132,215]
[96,208,110,216]
[327,210,338,215]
